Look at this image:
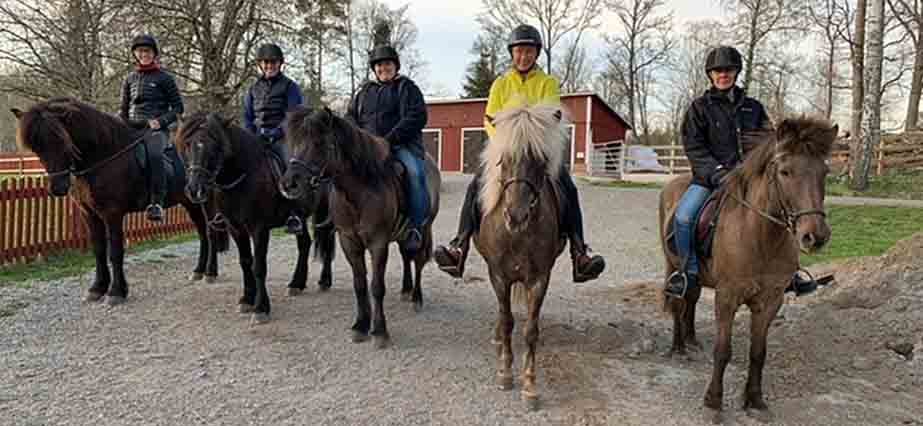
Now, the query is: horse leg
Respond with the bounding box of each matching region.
[491,273,514,391]
[521,277,549,410]
[342,237,370,342]
[743,294,783,417]
[186,202,209,281]
[287,230,311,296]
[84,212,110,302]
[704,297,739,415]
[684,286,703,351]
[104,216,129,306]
[250,226,272,324]
[399,247,413,302]
[369,244,390,349]
[411,250,425,312]
[233,229,256,313]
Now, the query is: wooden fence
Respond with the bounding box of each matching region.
[0,176,196,266]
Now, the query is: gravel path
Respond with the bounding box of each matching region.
[0,174,919,426]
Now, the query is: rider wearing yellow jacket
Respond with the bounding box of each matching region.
[434,24,605,283]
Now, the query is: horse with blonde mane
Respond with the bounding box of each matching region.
[473,103,568,410]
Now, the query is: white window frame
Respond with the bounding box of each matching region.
[460,127,487,174]
[421,128,443,168]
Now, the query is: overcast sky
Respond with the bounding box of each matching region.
[379,0,729,97]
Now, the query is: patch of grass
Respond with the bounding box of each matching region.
[0,232,198,287]
[576,177,663,189]
[801,205,923,266]
[826,169,923,200]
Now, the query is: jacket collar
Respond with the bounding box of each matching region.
[705,85,746,106]
[506,66,544,83]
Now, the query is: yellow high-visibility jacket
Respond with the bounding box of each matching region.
[484,67,561,138]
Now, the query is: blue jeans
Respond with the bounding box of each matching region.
[393,146,430,229]
[675,184,712,276]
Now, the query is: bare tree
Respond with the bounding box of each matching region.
[848,0,867,151]
[556,37,594,92]
[477,0,603,74]
[721,0,807,89]
[887,0,922,130]
[602,0,674,139]
[808,0,851,120]
[850,0,885,190]
[295,0,348,103]
[0,0,133,107]
[344,0,426,87]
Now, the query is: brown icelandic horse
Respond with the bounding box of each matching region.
[280,106,441,349]
[659,117,836,419]
[11,97,225,305]
[473,104,568,410]
[175,112,336,324]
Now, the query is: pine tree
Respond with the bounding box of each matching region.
[462,51,496,98]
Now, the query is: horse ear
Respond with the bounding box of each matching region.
[827,123,839,142]
[10,108,23,119]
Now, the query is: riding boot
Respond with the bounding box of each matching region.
[145,131,167,222]
[569,234,605,283]
[434,173,481,278]
[665,270,697,298]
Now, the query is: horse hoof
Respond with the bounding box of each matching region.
[105,296,126,306]
[84,291,104,303]
[317,282,331,292]
[497,374,514,391]
[373,335,391,349]
[239,304,255,314]
[400,292,413,302]
[351,331,370,343]
[205,275,218,284]
[288,287,305,297]
[413,301,423,313]
[250,313,271,325]
[522,391,540,411]
[189,272,204,281]
[706,408,724,425]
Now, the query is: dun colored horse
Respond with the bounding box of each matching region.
[659,117,836,419]
[473,104,568,410]
[12,97,224,305]
[175,112,336,323]
[280,106,440,349]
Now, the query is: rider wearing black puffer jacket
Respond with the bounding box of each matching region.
[119,34,184,222]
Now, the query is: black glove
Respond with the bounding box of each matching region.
[553,110,562,121]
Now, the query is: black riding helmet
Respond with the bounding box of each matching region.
[507,24,542,54]
[255,43,285,63]
[705,46,743,73]
[130,34,159,56]
[368,45,400,71]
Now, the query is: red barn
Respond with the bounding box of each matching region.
[422,92,631,174]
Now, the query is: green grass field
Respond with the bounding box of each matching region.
[801,205,923,266]
[826,170,923,200]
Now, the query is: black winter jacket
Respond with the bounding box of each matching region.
[681,86,770,188]
[119,69,184,129]
[347,75,427,156]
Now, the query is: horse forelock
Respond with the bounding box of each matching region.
[480,104,566,216]
[16,100,83,160]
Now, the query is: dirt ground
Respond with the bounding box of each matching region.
[0,175,920,425]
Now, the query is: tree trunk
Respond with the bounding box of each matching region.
[849,0,867,176]
[905,45,923,130]
[347,1,356,96]
[850,0,884,191]
[826,40,835,120]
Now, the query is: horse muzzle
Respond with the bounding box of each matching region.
[796,219,831,253]
[184,182,209,204]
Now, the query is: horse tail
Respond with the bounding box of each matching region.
[511,282,529,309]
[213,229,230,254]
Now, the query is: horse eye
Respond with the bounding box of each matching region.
[779,169,791,178]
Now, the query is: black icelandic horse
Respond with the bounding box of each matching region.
[11,97,226,305]
[176,112,336,324]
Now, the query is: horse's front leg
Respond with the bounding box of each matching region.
[398,247,413,302]
[231,228,256,313]
[84,211,110,302]
[315,224,335,291]
[184,201,209,281]
[369,244,390,349]
[341,236,370,342]
[521,276,550,410]
[743,293,784,418]
[287,228,311,296]
[490,270,514,391]
[104,215,128,306]
[704,295,739,416]
[250,226,272,324]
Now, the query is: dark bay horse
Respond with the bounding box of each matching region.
[473,104,568,410]
[175,112,336,324]
[11,97,223,305]
[659,117,836,419]
[280,106,441,349]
